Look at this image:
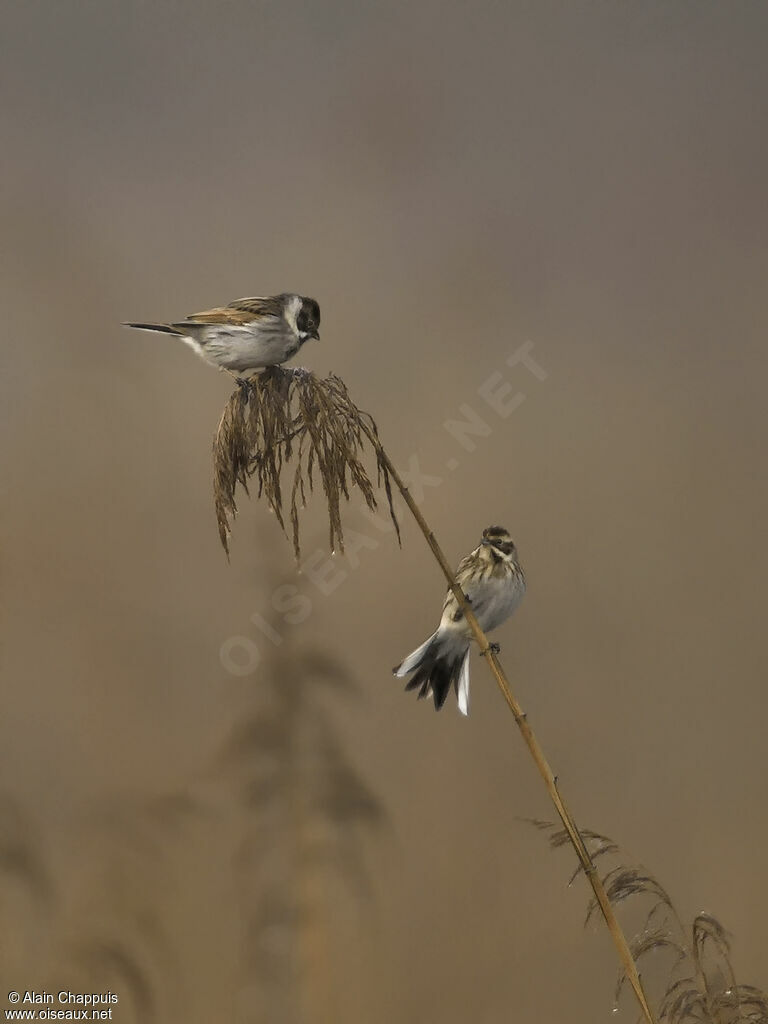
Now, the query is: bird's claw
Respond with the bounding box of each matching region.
[233,376,253,402]
[480,642,501,657]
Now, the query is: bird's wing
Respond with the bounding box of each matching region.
[173,307,252,328]
[226,295,285,317]
[441,550,480,623]
[174,296,283,328]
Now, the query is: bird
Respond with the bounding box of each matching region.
[123,293,320,375]
[393,525,525,715]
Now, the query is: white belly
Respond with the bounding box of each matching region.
[182,325,299,371]
[439,571,525,638]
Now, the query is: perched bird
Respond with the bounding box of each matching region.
[393,525,525,715]
[123,293,320,374]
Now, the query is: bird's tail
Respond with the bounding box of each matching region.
[393,631,471,715]
[122,322,184,336]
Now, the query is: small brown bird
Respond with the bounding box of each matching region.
[123,293,320,374]
[393,525,525,715]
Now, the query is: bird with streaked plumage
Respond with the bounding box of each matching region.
[393,526,525,715]
[123,292,320,376]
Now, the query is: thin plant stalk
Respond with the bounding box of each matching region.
[358,420,659,1024]
[213,368,657,1022]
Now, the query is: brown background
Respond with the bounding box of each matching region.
[2,2,767,1021]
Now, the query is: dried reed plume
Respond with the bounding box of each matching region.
[533,820,768,1023]
[213,367,400,557]
[211,368,677,1024]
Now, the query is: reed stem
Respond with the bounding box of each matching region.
[361,422,658,1024]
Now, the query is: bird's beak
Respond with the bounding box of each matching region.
[311,329,320,341]
[481,538,490,546]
